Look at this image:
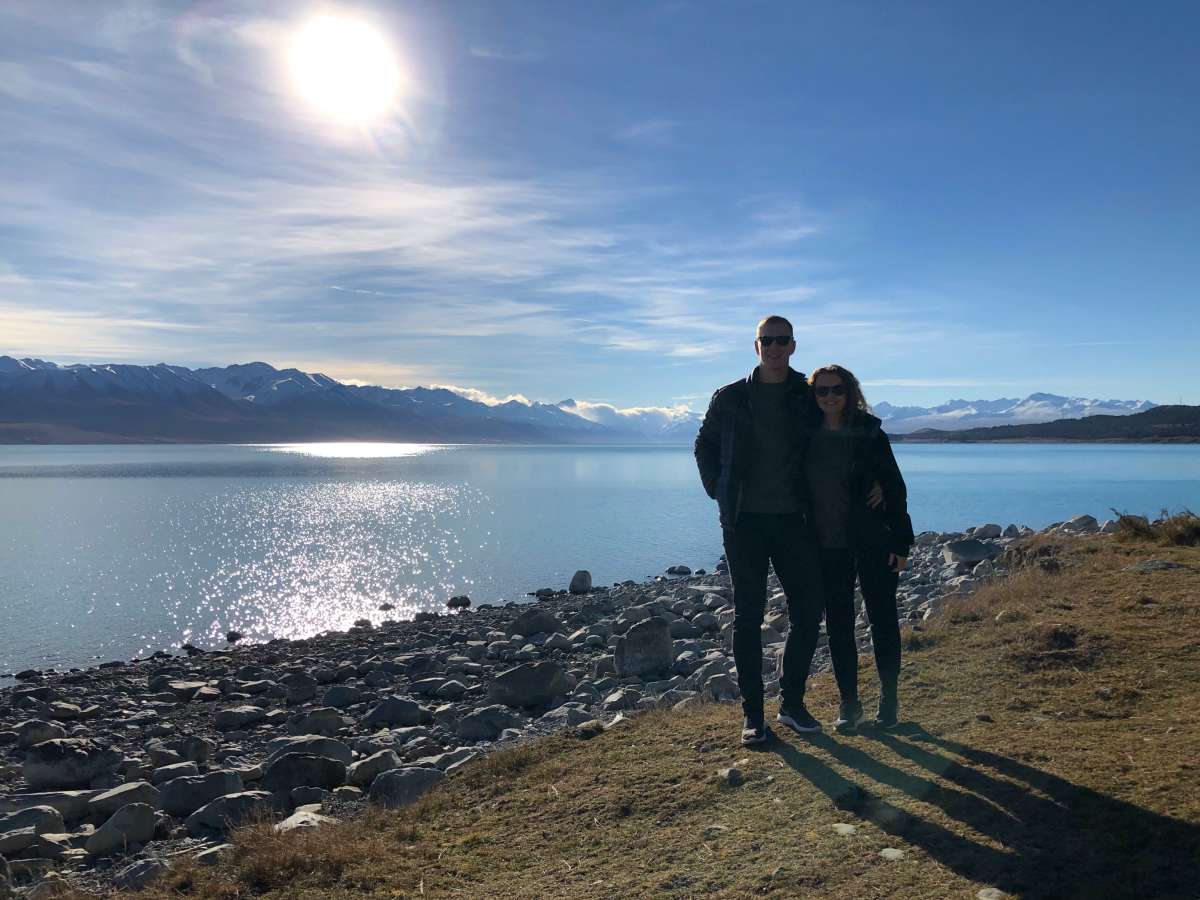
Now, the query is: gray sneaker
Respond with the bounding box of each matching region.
[777,704,822,733]
[834,700,866,734]
[742,715,773,746]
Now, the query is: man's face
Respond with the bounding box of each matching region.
[755,325,794,373]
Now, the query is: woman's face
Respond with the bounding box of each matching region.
[813,371,848,417]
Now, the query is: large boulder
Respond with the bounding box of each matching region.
[321,685,363,709]
[367,768,444,809]
[457,706,522,741]
[85,803,157,857]
[159,771,244,817]
[22,739,122,790]
[362,697,422,729]
[569,570,592,594]
[942,539,1001,565]
[185,791,273,837]
[88,782,160,819]
[264,736,353,767]
[0,806,64,836]
[614,617,673,677]
[511,607,562,638]
[288,707,345,737]
[15,721,66,750]
[214,705,266,731]
[0,791,97,822]
[347,750,402,788]
[261,753,346,795]
[487,662,571,709]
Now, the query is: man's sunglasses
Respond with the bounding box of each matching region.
[814,384,846,397]
[757,335,793,347]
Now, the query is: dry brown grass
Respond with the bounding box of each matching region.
[1113,508,1200,546]
[77,537,1200,899]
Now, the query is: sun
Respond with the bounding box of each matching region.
[287,15,402,124]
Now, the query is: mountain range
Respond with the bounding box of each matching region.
[0,356,1158,444]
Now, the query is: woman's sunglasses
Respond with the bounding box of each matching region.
[814,384,846,397]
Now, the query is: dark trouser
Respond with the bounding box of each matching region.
[819,546,902,704]
[723,513,824,721]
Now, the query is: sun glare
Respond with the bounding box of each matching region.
[288,15,402,124]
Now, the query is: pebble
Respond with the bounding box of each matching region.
[831,823,857,836]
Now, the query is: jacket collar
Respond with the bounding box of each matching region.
[745,365,809,389]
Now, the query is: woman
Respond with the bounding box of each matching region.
[805,364,914,731]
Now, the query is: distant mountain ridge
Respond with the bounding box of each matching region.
[0,357,694,445]
[0,355,1160,444]
[874,393,1156,434]
[893,404,1200,442]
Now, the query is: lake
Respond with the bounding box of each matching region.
[2,442,1198,676]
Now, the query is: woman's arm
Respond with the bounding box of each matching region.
[873,429,915,556]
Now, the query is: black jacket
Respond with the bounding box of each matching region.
[828,413,915,558]
[693,366,815,530]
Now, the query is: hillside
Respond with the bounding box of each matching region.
[895,404,1200,443]
[103,534,1200,899]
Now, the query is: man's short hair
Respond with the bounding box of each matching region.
[756,315,793,335]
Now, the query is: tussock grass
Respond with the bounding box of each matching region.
[1113,507,1200,546]
[91,537,1200,899]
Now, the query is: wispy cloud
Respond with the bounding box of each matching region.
[431,385,532,406]
[614,118,680,143]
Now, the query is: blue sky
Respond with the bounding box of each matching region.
[2,1,1197,411]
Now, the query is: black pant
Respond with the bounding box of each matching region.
[723,513,824,720]
[819,546,901,704]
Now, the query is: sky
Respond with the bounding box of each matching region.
[2,1,1198,412]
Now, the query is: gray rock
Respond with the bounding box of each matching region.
[322,685,363,708]
[113,857,170,890]
[0,806,64,836]
[569,570,592,594]
[1125,559,1185,573]
[1061,514,1100,534]
[457,705,522,741]
[290,707,345,736]
[0,791,97,822]
[22,739,123,790]
[347,750,402,788]
[972,524,1002,539]
[941,539,1001,565]
[368,768,445,808]
[160,770,244,817]
[363,697,423,729]
[88,782,160,818]
[487,661,571,708]
[185,791,273,837]
[289,786,328,806]
[0,827,37,855]
[86,803,157,856]
[512,607,562,637]
[275,809,337,833]
[614,617,673,677]
[152,761,199,784]
[262,753,347,794]
[265,735,354,767]
[214,705,267,731]
[16,721,66,751]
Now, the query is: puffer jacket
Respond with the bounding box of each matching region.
[829,412,916,558]
[693,366,815,529]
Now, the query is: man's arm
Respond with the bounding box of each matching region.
[694,390,723,499]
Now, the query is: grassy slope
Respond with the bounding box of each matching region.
[119,537,1200,900]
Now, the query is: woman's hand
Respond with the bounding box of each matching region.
[888,553,908,573]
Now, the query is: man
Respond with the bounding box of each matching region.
[694,316,880,745]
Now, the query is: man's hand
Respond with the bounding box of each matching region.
[888,553,908,573]
[867,481,884,508]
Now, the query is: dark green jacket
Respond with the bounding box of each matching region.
[693,367,815,529]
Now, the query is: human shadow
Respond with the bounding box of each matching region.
[771,729,1200,899]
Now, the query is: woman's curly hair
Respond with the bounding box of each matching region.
[809,364,874,422]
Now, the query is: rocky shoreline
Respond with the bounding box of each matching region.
[0,514,1115,898]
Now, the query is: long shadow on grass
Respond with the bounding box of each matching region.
[771,731,1200,899]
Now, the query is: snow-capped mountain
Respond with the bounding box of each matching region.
[875,393,1156,434]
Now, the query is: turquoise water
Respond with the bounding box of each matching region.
[1,442,1197,675]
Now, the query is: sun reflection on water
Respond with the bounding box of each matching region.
[142,478,486,654]
[262,442,440,459]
